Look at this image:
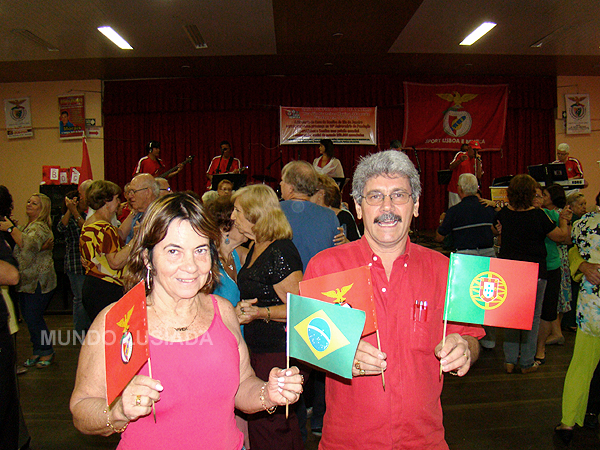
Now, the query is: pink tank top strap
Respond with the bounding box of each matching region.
[210,294,221,318]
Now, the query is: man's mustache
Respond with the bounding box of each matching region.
[374,212,402,224]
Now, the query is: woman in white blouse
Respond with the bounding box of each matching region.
[312,139,344,178]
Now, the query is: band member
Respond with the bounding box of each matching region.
[206,141,242,190]
[133,141,182,179]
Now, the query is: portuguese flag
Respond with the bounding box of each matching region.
[444,253,538,330]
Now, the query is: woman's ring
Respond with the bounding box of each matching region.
[135,394,142,406]
[240,307,245,314]
[359,369,366,376]
[355,362,361,370]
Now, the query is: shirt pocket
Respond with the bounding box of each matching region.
[411,303,443,354]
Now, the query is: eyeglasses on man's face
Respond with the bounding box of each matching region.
[362,191,412,206]
[129,187,149,195]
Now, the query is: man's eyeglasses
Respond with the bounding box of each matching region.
[159,188,171,192]
[362,191,412,206]
[130,187,149,195]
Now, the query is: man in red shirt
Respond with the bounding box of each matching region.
[206,141,242,190]
[133,141,182,178]
[447,140,483,207]
[554,143,584,180]
[304,150,484,450]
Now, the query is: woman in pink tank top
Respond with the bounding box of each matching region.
[70,193,304,450]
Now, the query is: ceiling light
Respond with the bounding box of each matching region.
[98,26,133,50]
[184,25,207,49]
[459,22,496,46]
[530,29,561,48]
[11,29,58,51]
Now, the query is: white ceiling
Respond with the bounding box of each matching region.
[1,0,599,82]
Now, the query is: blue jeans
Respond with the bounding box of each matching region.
[67,272,90,335]
[18,284,55,357]
[503,278,546,369]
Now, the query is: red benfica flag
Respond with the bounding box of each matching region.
[79,136,93,184]
[299,265,377,337]
[105,281,149,405]
[402,82,508,150]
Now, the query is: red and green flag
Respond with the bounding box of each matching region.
[287,293,365,379]
[299,265,377,337]
[444,253,538,330]
[105,281,149,405]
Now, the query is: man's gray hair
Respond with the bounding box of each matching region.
[131,173,160,198]
[351,150,421,202]
[282,160,319,196]
[457,173,479,196]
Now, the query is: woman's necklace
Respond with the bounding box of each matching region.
[220,253,234,271]
[152,304,199,332]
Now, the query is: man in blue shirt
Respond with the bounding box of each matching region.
[280,161,339,270]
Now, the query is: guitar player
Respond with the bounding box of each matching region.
[133,140,183,178]
[205,140,243,190]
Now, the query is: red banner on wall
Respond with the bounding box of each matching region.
[402,83,508,150]
[280,106,377,145]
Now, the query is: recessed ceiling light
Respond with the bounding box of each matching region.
[184,24,207,49]
[324,62,334,66]
[333,32,343,38]
[460,22,496,46]
[98,26,133,50]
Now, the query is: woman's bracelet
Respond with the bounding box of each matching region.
[259,382,277,414]
[103,406,129,433]
[264,306,271,323]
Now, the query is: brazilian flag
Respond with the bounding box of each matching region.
[287,293,365,379]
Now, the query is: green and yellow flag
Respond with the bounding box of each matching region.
[287,293,365,379]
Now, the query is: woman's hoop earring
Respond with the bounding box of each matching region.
[145,266,153,291]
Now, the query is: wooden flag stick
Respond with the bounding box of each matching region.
[286,354,290,419]
[375,329,385,391]
[148,357,157,423]
[439,318,448,380]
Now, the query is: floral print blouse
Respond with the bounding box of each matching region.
[571,211,600,337]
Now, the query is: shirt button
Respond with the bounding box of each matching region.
[404,263,408,268]
[368,263,372,267]
[373,256,378,261]
[382,287,387,293]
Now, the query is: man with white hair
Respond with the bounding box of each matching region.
[435,173,497,257]
[120,173,160,243]
[554,143,584,180]
[304,150,483,449]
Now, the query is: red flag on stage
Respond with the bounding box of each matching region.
[299,265,378,337]
[105,281,149,405]
[79,136,93,184]
[402,82,508,151]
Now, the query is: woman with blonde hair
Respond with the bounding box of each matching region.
[231,184,305,449]
[0,193,57,368]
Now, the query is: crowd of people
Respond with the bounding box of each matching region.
[0,138,598,449]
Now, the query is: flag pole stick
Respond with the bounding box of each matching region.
[286,354,290,419]
[286,295,290,419]
[375,329,385,391]
[439,319,447,381]
[148,357,157,423]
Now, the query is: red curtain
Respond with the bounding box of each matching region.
[103,75,556,230]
